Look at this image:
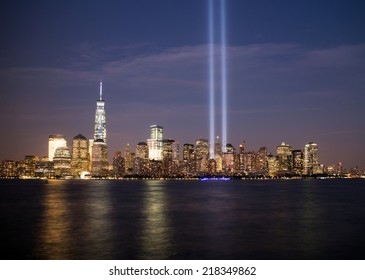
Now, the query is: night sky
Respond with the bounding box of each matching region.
[1,0,365,168]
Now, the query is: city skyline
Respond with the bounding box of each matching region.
[1,0,365,168]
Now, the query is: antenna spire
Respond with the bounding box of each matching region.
[99,80,103,100]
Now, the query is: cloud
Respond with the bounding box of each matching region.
[1,42,365,165]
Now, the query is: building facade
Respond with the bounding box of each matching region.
[303,142,318,175]
[94,81,107,144]
[147,125,163,160]
[48,134,67,161]
[71,134,88,177]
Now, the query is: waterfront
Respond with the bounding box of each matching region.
[0,179,364,260]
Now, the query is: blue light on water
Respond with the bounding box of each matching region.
[200,177,231,181]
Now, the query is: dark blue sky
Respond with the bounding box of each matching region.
[1,0,365,168]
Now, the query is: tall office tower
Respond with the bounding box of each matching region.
[94,81,107,144]
[276,142,292,173]
[172,141,180,162]
[53,147,72,178]
[257,147,268,173]
[183,143,195,175]
[183,144,195,161]
[162,139,175,160]
[71,134,88,177]
[303,142,318,175]
[91,139,108,177]
[136,142,148,159]
[124,144,134,174]
[292,150,303,175]
[135,143,149,176]
[112,151,125,178]
[243,151,255,173]
[195,138,209,172]
[48,134,67,161]
[195,138,209,160]
[238,141,245,171]
[162,139,176,176]
[88,139,94,172]
[147,125,163,160]
[214,136,222,156]
[267,154,278,177]
[222,144,235,173]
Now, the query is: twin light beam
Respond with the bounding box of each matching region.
[209,0,228,159]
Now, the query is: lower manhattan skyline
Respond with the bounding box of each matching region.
[1,0,365,169]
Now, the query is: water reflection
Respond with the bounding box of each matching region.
[36,184,72,259]
[298,185,321,258]
[36,180,114,259]
[80,181,114,258]
[139,180,174,259]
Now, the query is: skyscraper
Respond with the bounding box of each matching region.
[136,142,148,159]
[276,142,292,173]
[53,146,72,178]
[195,138,209,172]
[48,134,67,161]
[112,151,125,178]
[71,134,88,177]
[124,144,134,174]
[162,139,176,177]
[222,143,235,173]
[94,81,107,144]
[91,139,108,177]
[135,142,149,176]
[91,81,108,176]
[303,142,318,175]
[238,141,245,171]
[147,125,163,160]
[292,150,303,175]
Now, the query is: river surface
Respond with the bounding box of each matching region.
[0,179,364,260]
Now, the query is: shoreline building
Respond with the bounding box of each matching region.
[276,142,292,174]
[147,125,163,161]
[91,81,109,177]
[135,142,149,176]
[48,134,67,161]
[53,147,71,178]
[195,138,209,173]
[71,134,88,178]
[303,142,319,175]
[94,81,107,144]
[91,139,108,177]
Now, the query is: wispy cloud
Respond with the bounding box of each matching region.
[1,42,365,162]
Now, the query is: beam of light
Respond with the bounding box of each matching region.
[208,0,215,159]
[220,0,227,153]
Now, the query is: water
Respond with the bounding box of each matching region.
[0,179,364,260]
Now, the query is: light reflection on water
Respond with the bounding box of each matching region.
[36,180,115,259]
[36,185,71,259]
[139,180,174,259]
[1,179,365,259]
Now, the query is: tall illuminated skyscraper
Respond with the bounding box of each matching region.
[91,81,108,177]
[91,139,108,177]
[147,125,163,160]
[304,142,318,175]
[195,138,209,172]
[276,142,292,173]
[94,81,107,144]
[48,134,67,161]
[71,134,88,177]
[136,142,148,159]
